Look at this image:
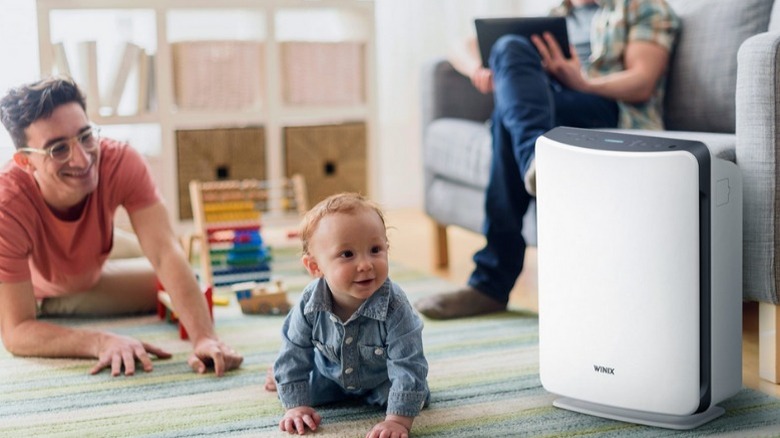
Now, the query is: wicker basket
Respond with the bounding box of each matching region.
[281,41,365,105]
[284,122,366,205]
[176,127,266,220]
[172,41,264,110]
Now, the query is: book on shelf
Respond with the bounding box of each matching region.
[76,41,100,117]
[136,49,150,113]
[146,53,157,112]
[102,41,142,115]
[52,42,71,77]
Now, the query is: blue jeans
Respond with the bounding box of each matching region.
[468,35,619,303]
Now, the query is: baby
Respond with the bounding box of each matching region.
[268,193,429,437]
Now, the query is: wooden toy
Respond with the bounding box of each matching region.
[156,279,214,340]
[231,280,291,315]
[188,176,308,289]
[212,295,230,306]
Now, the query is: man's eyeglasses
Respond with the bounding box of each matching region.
[18,125,101,163]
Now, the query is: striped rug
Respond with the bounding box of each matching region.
[1,247,779,437]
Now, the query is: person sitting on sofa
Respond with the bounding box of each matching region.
[0,76,243,376]
[415,0,680,319]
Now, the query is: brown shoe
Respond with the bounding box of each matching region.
[414,287,506,320]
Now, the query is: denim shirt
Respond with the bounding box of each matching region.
[274,277,429,417]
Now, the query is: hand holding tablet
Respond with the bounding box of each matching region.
[475,17,571,68]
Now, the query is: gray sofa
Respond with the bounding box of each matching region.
[421,0,780,382]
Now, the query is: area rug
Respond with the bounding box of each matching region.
[1,247,779,437]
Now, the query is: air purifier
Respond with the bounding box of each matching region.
[536,127,742,430]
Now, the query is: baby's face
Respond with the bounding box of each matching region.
[304,208,389,310]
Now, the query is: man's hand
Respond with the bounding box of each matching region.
[279,406,322,435]
[531,32,588,92]
[470,67,494,94]
[187,337,243,376]
[90,333,171,376]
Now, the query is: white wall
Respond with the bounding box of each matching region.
[0,0,559,209]
[375,0,558,209]
[0,0,39,163]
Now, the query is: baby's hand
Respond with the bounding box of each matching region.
[279,406,321,435]
[365,418,411,438]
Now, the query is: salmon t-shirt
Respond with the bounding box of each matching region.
[0,139,160,299]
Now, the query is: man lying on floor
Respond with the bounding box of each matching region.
[0,76,242,377]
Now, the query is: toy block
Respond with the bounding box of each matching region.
[156,281,214,340]
[212,295,230,306]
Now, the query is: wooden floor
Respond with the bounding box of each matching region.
[384,208,780,399]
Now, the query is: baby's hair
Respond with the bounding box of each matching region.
[300,192,386,254]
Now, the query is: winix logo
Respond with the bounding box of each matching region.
[594,365,615,375]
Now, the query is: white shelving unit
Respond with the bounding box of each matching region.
[36,0,377,232]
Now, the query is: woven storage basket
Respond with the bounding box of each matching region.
[281,41,364,105]
[172,41,264,110]
[176,127,266,220]
[284,122,366,205]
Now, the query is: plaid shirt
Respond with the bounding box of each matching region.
[555,0,680,129]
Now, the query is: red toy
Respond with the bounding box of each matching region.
[156,279,213,340]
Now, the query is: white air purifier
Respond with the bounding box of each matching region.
[536,127,742,430]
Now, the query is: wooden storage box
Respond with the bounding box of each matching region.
[172,41,264,110]
[176,127,266,220]
[281,42,365,105]
[284,122,366,206]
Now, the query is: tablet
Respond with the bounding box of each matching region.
[475,17,571,68]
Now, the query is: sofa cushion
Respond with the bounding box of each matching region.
[770,0,780,31]
[426,178,488,234]
[424,118,492,188]
[664,0,773,133]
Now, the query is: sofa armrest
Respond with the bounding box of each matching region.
[736,31,780,304]
[420,57,494,129]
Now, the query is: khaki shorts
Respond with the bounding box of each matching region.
[38,228,158,317]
